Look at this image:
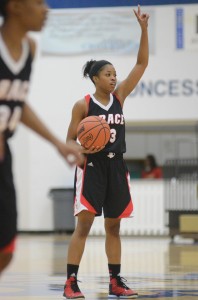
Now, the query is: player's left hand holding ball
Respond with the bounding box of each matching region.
[82,145,105,154]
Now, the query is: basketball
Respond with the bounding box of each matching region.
[77,116,111,149]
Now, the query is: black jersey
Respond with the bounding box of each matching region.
[85,94,126,153]
[0,33,32,139]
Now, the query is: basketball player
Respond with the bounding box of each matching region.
[0,0,83,275]
[63,5,149,299]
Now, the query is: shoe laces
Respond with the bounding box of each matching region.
[70,277,82,293]
[115,276,130,290]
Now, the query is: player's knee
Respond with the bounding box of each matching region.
[105,221,120,236]
[0,252,13,273]
[76,221,93,237]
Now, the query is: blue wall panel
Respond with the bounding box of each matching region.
[46,0,198,9]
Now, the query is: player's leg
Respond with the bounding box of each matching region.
[104,158,138,298]
[105,217,121,264]
[63,210,95,299]
[0,143,17,276]
[63,159,106,299]
[0,238,16,274]
[0,207,16,275]
[68,159,104,265]
[67,210,95,265]
[0,253,12,274]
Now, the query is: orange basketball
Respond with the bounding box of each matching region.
[77,116,111,149]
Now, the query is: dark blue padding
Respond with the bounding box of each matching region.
[46,0,198,9]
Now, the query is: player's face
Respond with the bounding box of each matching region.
[96,64,117,92]
[18,0,48,31]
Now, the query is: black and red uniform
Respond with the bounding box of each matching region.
[0,34,32,252]
[74,93,133,218]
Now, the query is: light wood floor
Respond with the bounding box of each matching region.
[0,234,198,299]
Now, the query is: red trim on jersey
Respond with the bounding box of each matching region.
[78,155,97,214]
[0,238,16,254]
[80,194,97,214]
[74,156,96,215]
[84,94,91,117]
[74,156,87,212]
[118,170,133,218]
[119,199,133,218]
[113,92,123,107]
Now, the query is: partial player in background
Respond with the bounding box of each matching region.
[63,5,149,299]
[0,0,82,275]
[141,154,163,179]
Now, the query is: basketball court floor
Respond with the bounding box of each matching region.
[0,234,198,299]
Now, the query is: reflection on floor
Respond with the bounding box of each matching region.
[0,234,198,299]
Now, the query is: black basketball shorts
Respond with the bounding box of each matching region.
[0,142,17,250]
[74,152,133,218]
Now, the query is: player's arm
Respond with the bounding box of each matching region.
[66,100,104,154]
[66,99,87,152]
[21,103,83,165]
[20,37,83,165]
[114,5,149,104]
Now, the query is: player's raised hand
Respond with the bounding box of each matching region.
[133,5,149,29]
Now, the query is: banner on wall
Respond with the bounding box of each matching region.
[37,4,198,121]
[185,6,198,51]
[41,8,155,56]
[130,79,198,98]
[176,6,198,51]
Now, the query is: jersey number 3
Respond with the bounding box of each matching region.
[110,128,116,143]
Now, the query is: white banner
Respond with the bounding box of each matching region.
[41,7,155,56]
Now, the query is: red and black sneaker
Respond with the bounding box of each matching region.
[63,276,85,299]
[109,276,138,299]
